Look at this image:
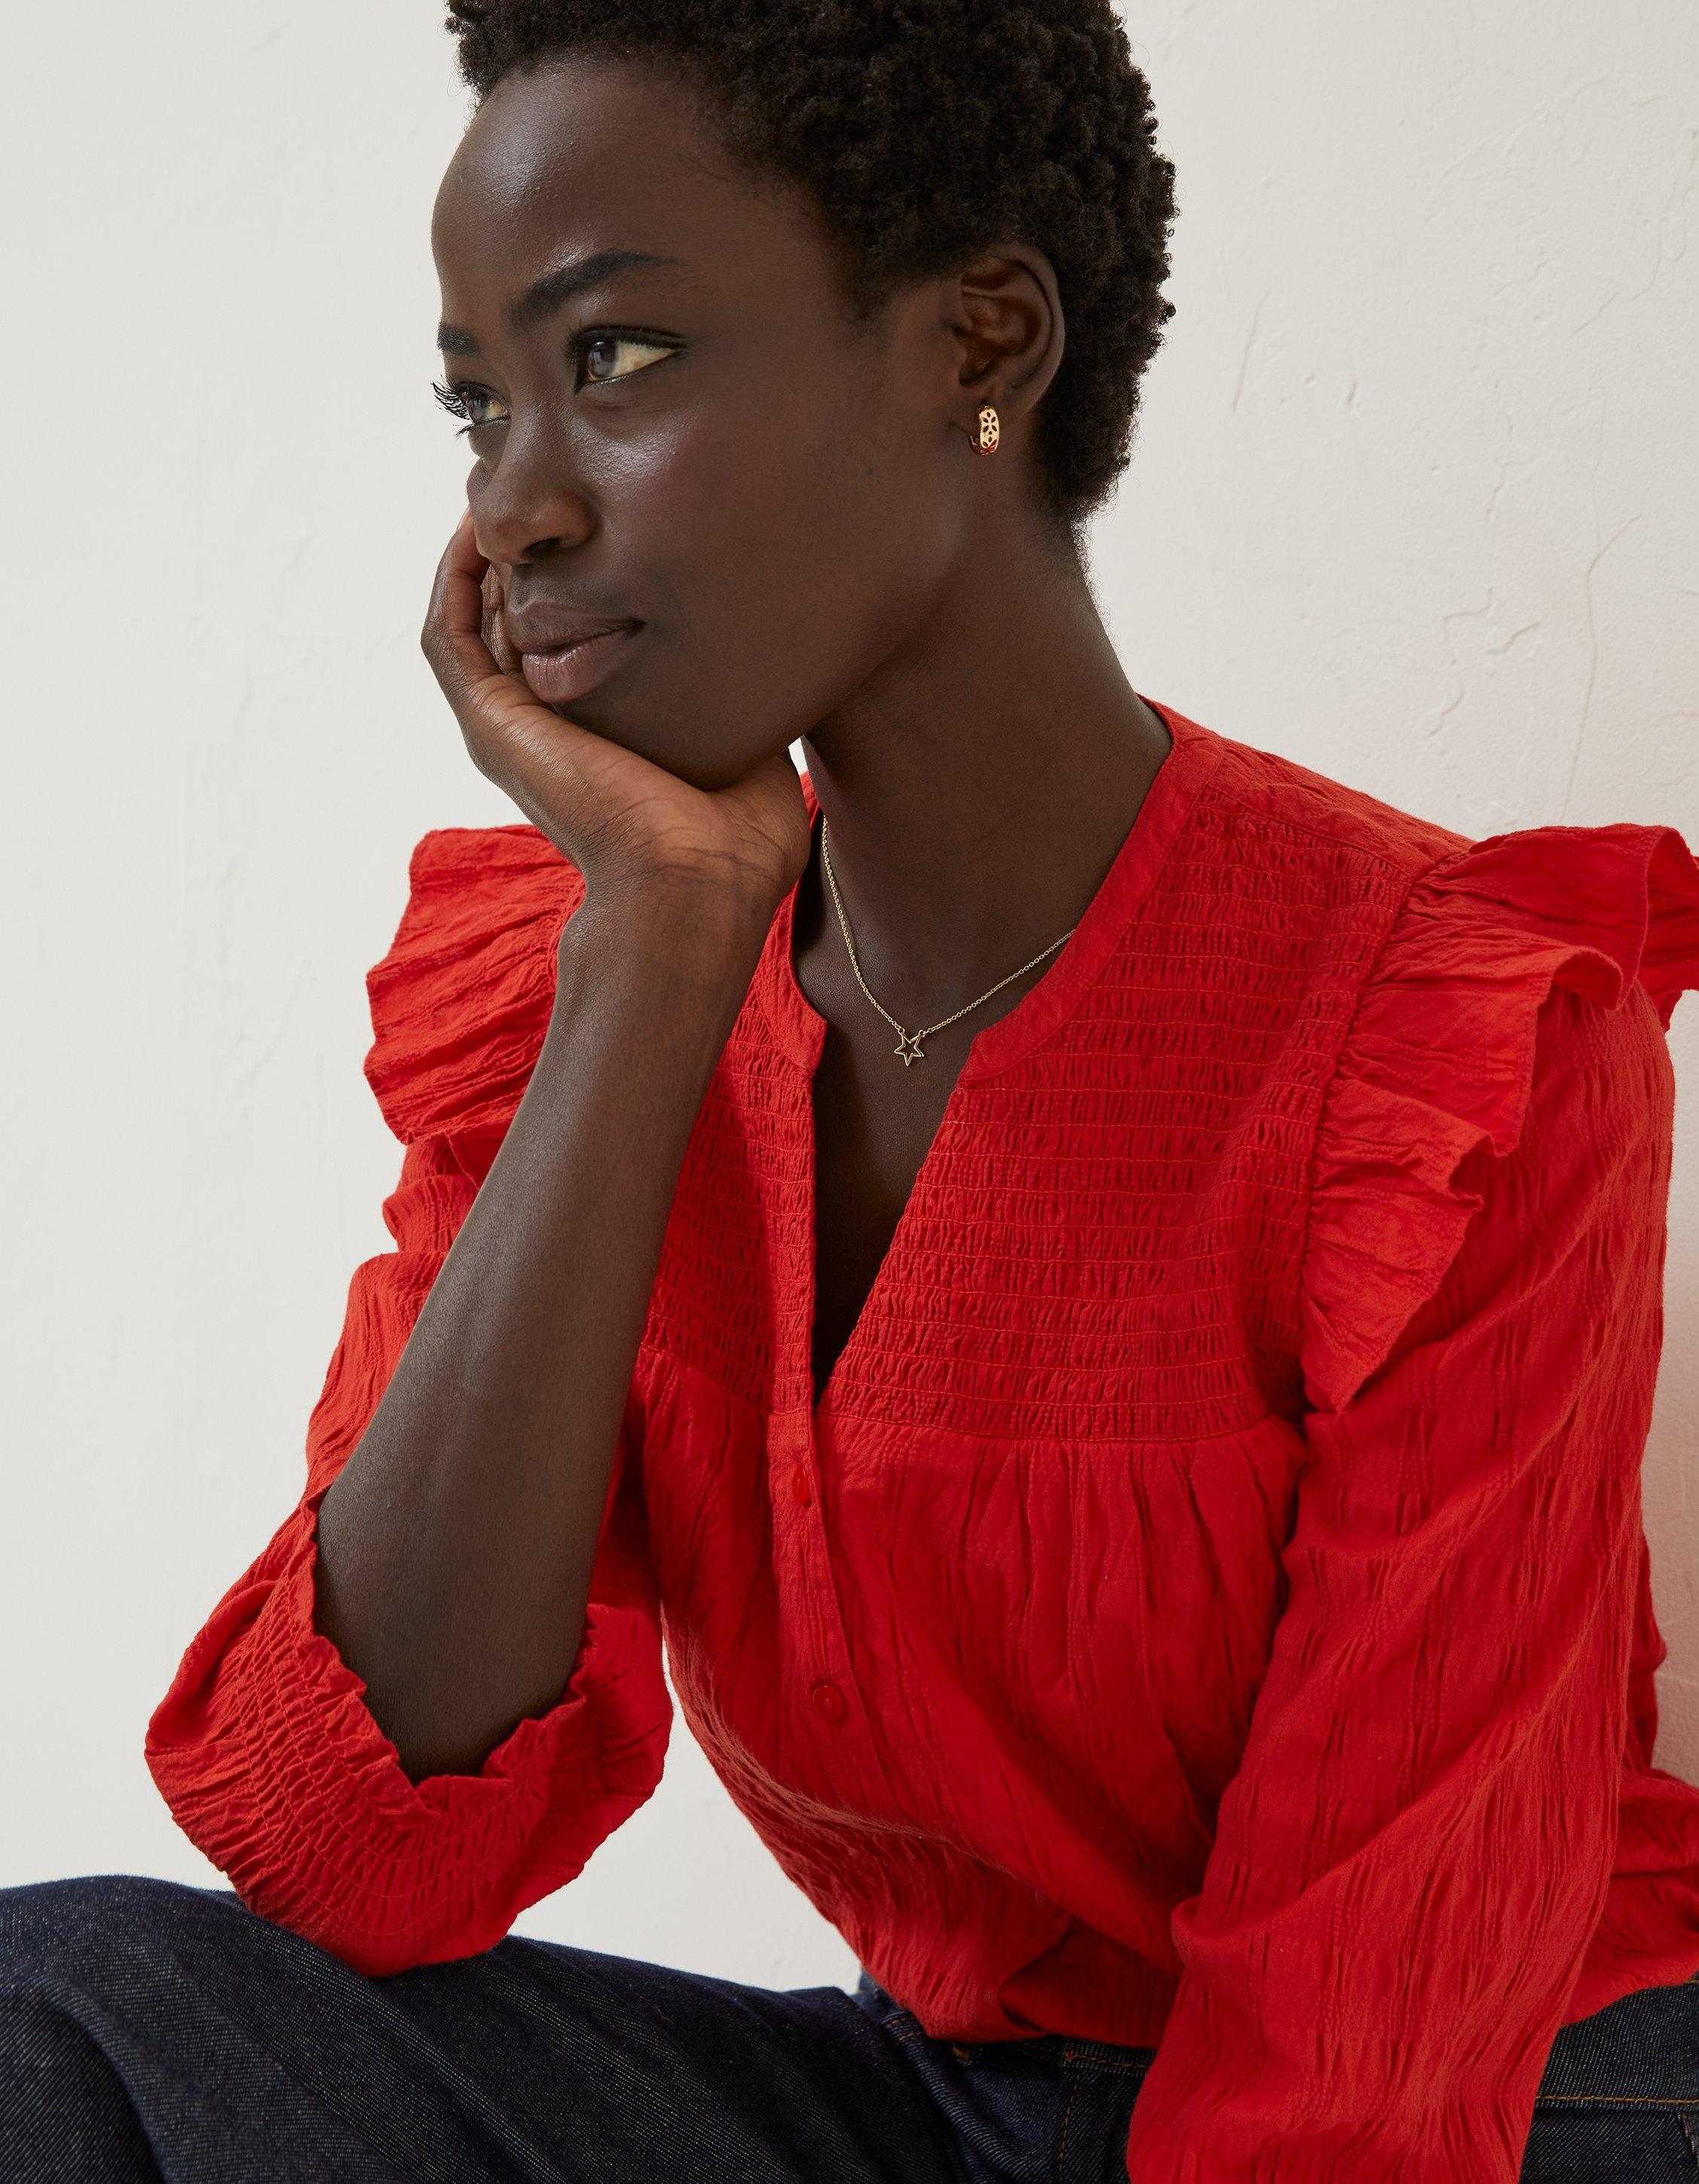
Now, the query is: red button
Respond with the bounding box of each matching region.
[811,1680,847,1725]
[789,1466,813,1507]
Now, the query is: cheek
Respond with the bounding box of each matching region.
[652,385,955,691]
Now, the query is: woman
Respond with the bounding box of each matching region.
[6,5,1699,2179]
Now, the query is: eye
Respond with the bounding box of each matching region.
[432,381,510,437]
[575,329,679,389]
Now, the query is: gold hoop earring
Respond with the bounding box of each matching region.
[975,403,1000,454]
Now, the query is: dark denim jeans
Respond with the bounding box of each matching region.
[2,1873,1697,2180]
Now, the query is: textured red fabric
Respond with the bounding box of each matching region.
[146,700,1699,2182]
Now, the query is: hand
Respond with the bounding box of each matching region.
[421,509,810,922]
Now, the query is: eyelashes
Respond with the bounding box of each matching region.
[433,328,681,436]
[432,380,498,437]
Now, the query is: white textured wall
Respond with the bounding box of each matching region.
[3,2,1694,1993]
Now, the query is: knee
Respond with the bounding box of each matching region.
[0,1881,203,2162]
[0,1874,231,1988]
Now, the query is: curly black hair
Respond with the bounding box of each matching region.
[444,1,1177,541]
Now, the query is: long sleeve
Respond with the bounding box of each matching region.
[145,829,672,1976]
[1123,824,1697,2182]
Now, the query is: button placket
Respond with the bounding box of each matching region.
[810,1678,847,1724]
[767,1412,840,1714]
[796,1407,898,1769]
[767,1406,886,1770]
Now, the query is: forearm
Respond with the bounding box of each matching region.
[314,886,767,1779]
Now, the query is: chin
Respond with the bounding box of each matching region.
[549,693,763,791]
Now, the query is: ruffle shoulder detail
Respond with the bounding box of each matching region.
[1301,821,1699,1415]
[363,825,584,1148]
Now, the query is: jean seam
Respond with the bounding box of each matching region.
[1534,2095,1699,2110]
[1053,2068,1085,2184]
[1678,2108,1699,2171]
[1058,2047,1148,2079]
[864,2008,977,2184]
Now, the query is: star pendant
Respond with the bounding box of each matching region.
[894,1029,927,1066]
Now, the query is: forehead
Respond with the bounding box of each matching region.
[433,54,811,284]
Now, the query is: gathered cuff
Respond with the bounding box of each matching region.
[145,1491,670,1975]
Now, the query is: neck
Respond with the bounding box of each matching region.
[794,524,1172,1028]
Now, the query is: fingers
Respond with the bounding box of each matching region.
[482,564,524,678]
[479,564,500,662]
[427,506,487,642]
[436,509,493,633]
[419,508,610,821]
[421,510,494,690]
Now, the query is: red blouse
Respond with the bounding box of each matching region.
[148,699,1699,2182]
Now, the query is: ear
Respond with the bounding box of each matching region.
[942,243,1065,447]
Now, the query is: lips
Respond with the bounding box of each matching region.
[503,604,640,653]
[517,623,643,706]
[499,598,644,706]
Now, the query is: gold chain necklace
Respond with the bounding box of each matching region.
[819,816,1076,1066]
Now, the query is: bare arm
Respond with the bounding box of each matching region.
[313,883,767,1780]
[313,510,809,1782]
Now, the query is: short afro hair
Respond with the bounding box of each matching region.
[445,1,1177,542]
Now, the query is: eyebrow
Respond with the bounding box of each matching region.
[436,247,684,356]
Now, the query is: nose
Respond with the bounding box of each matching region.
[468,418,595,568]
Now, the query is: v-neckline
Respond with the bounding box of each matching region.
[752,696,1225,1425]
